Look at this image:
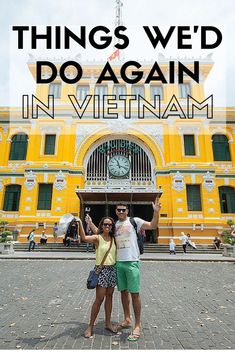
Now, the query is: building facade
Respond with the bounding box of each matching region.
[0,57,235,243]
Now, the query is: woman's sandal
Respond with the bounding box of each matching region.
[127,331,140,341]
[84,326,93,338]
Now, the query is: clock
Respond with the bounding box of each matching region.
[108,155,131,177]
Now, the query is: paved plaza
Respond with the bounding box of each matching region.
[0,259,234,350]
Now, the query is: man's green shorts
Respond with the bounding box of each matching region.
[116,261,140,293]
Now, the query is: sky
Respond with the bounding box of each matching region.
[0,0,235,107]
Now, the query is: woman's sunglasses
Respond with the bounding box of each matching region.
[103,223,113,227]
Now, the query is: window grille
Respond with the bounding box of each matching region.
[86,139,152,182]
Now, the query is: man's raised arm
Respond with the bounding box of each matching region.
[142,197,161,230]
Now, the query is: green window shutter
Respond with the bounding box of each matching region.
[186,185,202,211]
[9,134,28,160]
[3,185,21,211]
[37,184,53,210]
[212,135,231,161]
[44,135,56,155]
[219,186,235,213]
[184,135,195,156]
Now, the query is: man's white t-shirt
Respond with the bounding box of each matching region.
[115,217,145,261]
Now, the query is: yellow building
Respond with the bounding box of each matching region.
[0,56,234,244]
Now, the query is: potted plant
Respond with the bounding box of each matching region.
[0,221,14,254]
[221,219,235,257]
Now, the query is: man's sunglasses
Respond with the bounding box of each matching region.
[103,223,112,227]
[116,208,127,213]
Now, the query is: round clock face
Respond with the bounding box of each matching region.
[108,155,131,177]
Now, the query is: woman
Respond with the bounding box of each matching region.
[78,217,117,338]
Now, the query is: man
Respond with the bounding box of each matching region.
[86,197,161,341]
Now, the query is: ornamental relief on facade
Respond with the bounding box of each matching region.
[75,124,103,148]
[24,170,37,191]
[54,170,66,191]
[134,125,164,149]
[203,171,215,192]
[172,171,185,191]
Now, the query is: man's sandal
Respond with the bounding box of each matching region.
[105,325,118,334]
[117,321,132,329]
[127,331,140,341]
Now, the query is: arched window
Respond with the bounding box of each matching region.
[86,139,152,182]
[219,186,235,213]
[3,185,21,211]
[212,134,231,161]
[9,134,28,160]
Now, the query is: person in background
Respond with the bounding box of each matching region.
[40,230,48,245]
[180,232,188,254]
[213,236,221,250]
[86,223,93,252]
[12,227,19,241]
[187,233,197,249]
[28,229,36,252]
[169,238,176,255]
[230,225,235,237]
[53,222,58,243]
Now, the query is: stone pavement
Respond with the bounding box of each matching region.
[0,250,234,262]
[0,259,234,350]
